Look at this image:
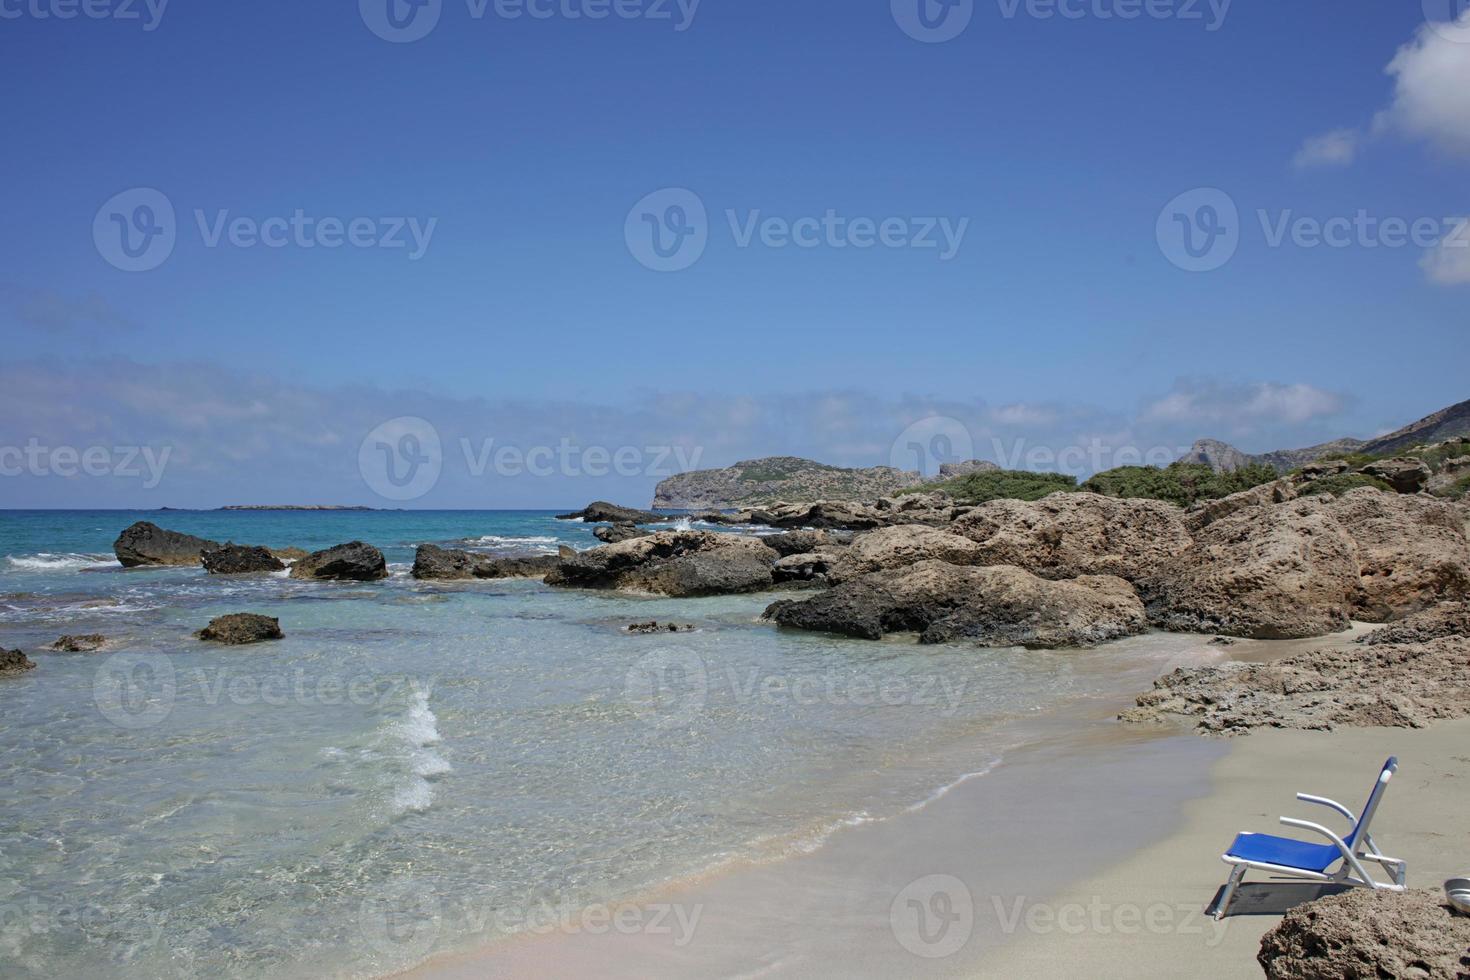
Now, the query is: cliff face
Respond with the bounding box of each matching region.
[651,457,926,510]
[1362,398,1470,455]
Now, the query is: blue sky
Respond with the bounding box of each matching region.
[1,0,1467,507]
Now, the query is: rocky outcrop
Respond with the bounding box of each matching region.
[761,530,834,558]
[764,560,1146,648]
[410,545,557,581]
[201,544,286,575]
[1184,478,1300,532]
[1360,457,1432,494]
[1319,488,1470,621]
[1,648,36,674]
[288,542,388,582]
[1141,498,1359,639]
[827,525,986,582]
[1121,637,1470,735]
[950,493,1194,583]
[1359,396,1470,455]
[771,552,839,584]
[625,622,695,635]
[652,457,926,510]
[51,634,106,652]
[271,547,310,562]
[1257,888,1470,980]
[594,524,650,545]
[1359,601,1470,645]
[196,613,284,645]
[113,522,223,567]
[556,502,670,525]
[938,459,1000,479]
[1178,439,1257,474]
[546,531,776,597]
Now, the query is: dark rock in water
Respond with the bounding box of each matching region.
[289,542,388,582]
[595,523,650,545]
[1209,636,1237,647]
[1257,888,1470,980]
[761,530,832,558]
[625,622,695,635]
[772,552,837,584]
[547,531,776,597]
[202,544,286,575]
[51,634,106,652]
[271,547,310,562]
[196,613,284,645]
[1360,457,1432,494]
[411,544,557,581]
[556,502,670,525]
[0,648,36,674]
[114,521,223,567]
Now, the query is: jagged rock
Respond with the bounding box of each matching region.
[1360,457,1432,494]
[827,525,986,583]
[594,523,650,545]
[1,648,36,674]
[1179,439,1257,474]
[201,544,286,575]
[1299,459,1351,479]
[1358,601,1470,645]
[1121,637,1470,735]
[546,531,776,597]
[1319,488,1470,622]
[113,521,222,567]
[938,459,1001,479]
[556,502,669,525]
[761,530,833,558]
[771,552,838,584]
[1185,478,1300,532]
[410,545,557,581]
[195,613,283,645]
[288,542,388,582]
[950,492,1194,583]
[765,560,1146,648]
[51,634,106,652]
[1141,498,1359,639]
[1258,888,1470,980]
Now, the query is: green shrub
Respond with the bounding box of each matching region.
[1299,473,1393,497]
[913,469,1077,504]
[1082,462,1278,507]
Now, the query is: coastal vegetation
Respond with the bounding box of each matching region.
[1082,461,1279,507]
[899,468,1077,504]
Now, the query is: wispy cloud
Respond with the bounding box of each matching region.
[1142,380,1346,429]
[1293,128,1362,170]
[1421,217,1470,285]
[5,287,140,332]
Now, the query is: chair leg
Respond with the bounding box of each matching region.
[1215,864,1246,920]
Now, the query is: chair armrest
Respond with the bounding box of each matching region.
[1295,794,1357,827]
[1280,817,1375,885]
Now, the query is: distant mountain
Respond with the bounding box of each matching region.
[652,456,929,509]
[1181,398,1470,474]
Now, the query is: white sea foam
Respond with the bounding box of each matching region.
[465,534,560,549]
[903,758,1003,814]
[5,553,116,571]
[389,692,449,814]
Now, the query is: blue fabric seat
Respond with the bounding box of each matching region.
[1225,832,1341,874]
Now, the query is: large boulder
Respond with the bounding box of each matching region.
[113,521,223,567]
[1258,888,1470,980]
[1140,498,1359,639]
[828,525,986,583]
[1121,637,1470,735]
[765,560,1146,648]
[950,493,1194,583]
[201,544,286,575]
[556,502,669,525]
[410,545,557,581]
[545,531,776,597]
[1184,478,1300,532]
[196,613,284,645]
[1359,457,1432,494]
[594,524,650,545]
[288,542,388,582]
[1318,488,1470,622]
[1,648,36,675]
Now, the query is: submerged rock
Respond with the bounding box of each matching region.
[1121,636,1470,735]
[0,648,36,674]
[113,521,222,567]
[765,560,1146,648]
[625,622,695,635]
[1258,888,1470,980]
[196,613,284,645]
[51,634,107,652]
[202,544,286,575]
[546,531,776,597]
[288,542,388,582]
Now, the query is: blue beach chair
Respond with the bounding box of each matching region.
[1213,757,1407,919]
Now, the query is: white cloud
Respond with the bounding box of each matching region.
[1142,381,1345,428]
[1293,128,1362,170]
[1421,217,1470,285]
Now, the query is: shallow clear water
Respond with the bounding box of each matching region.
[0,511,1212,979]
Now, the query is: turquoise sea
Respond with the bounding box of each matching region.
[0,510,1200,978]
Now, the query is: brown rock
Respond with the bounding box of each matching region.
[1258,888,1470,980]
[828,525,987,583]
[1,648,36,674]
[1360,457,1432,494]
[51,634,106,652]
[196,613,283,646]
[1359,601,1470,645]
[546,531,776,597]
